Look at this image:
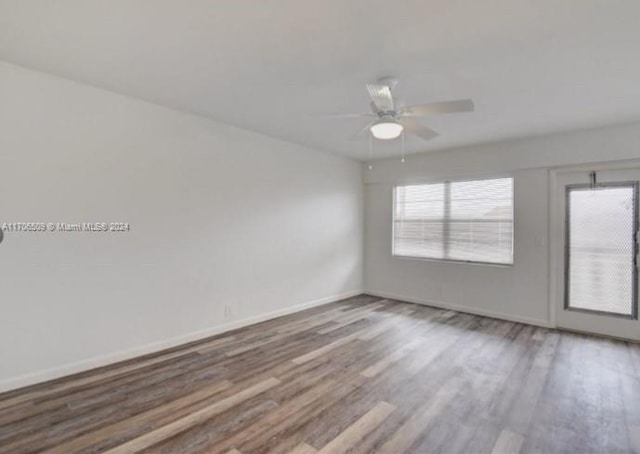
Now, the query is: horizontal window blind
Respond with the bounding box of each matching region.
[566,184,637,316]
[393,177,514,264]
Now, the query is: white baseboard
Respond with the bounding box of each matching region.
[0,289,363,393]
[366,290,552,328]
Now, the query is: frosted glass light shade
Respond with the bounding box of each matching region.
[370,121,403,139]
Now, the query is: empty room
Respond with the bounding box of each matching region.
[1,1,640,453]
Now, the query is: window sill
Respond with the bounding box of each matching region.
[392,254,514,268]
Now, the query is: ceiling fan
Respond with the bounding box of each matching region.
[319,77,474,141]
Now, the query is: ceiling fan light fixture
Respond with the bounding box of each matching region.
[370,120,403,140]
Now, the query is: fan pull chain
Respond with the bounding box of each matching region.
[368,133,373,170]
[401,129,406,163]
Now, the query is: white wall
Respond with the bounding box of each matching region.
[0,62,363,391]
[364,122,640,326]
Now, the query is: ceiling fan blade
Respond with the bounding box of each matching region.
[401,99,474,117]
[400,119,439,141]
[312,112,374,118]
[366,83,394,112]
[349,121,374,141]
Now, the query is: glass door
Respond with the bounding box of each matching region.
[554,168,640,340]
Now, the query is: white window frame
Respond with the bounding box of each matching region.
[392,176,515,266]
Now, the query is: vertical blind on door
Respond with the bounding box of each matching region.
[393,177,514,264]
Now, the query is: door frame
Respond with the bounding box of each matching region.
[549,159,640,334]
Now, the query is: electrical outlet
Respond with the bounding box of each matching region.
[224,304,232,319]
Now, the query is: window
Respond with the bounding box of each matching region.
[565,183,638,318]
[393,177,514,265]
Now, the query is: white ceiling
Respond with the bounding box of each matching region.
[1,1,640,160]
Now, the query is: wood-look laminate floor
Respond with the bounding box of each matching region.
[1,295,640,454]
